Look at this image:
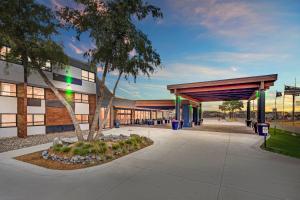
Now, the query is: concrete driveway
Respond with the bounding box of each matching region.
[0,126,299,200]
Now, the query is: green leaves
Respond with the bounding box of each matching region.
[60,0,163,81]
[0,0,68,72]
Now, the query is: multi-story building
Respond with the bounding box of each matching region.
[0,47,174,138]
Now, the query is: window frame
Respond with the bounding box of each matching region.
[74,93,89,103]
[81,70,95,82]
[0,82,17,97]
[75,114,89,124]
[0,113,17,128]
[27,86,45,99]
[27,114,45,126]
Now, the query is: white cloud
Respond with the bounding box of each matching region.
[153,63,245,83]
[69,43,84,54]
[185,52,290,64]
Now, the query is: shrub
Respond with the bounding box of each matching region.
[72,147,90,156]
[60,146,71,153]
[130,134,142,143]
[118,141,125,148]
[92,141,108,154]
[53,144,63,152]
[76,142,84,147]
[112,143,121,151]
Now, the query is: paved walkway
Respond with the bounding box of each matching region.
[137,118,255,134]
[0,126,299,200]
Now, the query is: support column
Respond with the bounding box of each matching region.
[257,90,265,123]
[175,95,181,120]
[199,103,202,125]
[17,83,27,138]
[246,100,251,127]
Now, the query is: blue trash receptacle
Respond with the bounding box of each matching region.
[257,123,269,136]
[115,121,120,128]
[171,120,179,130]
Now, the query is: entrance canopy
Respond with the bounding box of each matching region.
[167,74,278,102]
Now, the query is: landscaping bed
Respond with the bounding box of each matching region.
[261,128,300,159]
[15,134,153,170]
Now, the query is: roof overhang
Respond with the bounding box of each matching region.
[167,74,278,102]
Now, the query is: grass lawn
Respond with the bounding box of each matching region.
[262,128,300,158]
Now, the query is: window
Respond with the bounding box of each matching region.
[27,114,45,126]
[81,70,95,82]
[0,82,16,97]
[0,46,11,60]
[74,93,89,103]
[76,114,89,124]
[27,86,44,99]
[0,114,17,127]
[41,61,52,72]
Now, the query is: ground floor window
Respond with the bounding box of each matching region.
[116,109,131,125]
[76,114,89,124]
[27,114,45,126]
[0,114,16,127]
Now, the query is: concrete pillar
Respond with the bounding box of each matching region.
[175,95,181,120]
[17,83,27,138]
[199,103,202,124]
[182,104,191,127]
[246,101,251,126]
[257,90,265,123]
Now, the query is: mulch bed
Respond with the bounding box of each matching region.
[15,141,153,170]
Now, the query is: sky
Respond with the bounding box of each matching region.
[40,0,300,112]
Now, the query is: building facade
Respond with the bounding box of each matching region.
[0,49,172,138]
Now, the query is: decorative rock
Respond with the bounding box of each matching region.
[53,137,62,146]
[61,137,77,145]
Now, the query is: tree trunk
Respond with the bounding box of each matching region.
[87,62,109,141]
[94,71,122,140]
[37,69,84,141]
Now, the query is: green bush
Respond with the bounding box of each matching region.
[61,146,71,153]
[112,143,121,151]
[53,144,63,152]
[76,142,84,147]
[72,147,90,156]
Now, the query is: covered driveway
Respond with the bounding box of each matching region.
[0,126,299,200]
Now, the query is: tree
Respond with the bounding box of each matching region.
[60,0,162,141]
[220,100,244,118]
[0,0,84,141]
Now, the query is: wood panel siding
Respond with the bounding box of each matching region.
[45,89,74,126]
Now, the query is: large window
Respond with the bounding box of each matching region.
[116,109,132,125]
[81,70,95,82]
[76,114,89,124]
[0,82,16,97]
[0,114,17,127]
[27,86,44,99]
[74,93,89,103]
[27,114,45,126]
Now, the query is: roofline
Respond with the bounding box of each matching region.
[167,74,278,90]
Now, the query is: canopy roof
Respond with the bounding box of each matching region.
[135,100,198,110]
[167,74,278,102]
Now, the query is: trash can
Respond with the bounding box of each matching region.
[115,121,120,128]
[171,120,179,130]
[245,120,252,127]
[257,123,269,136]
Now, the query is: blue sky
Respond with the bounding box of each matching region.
[42,0,300,111]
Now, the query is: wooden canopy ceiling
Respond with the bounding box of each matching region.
[167,74,278,102]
